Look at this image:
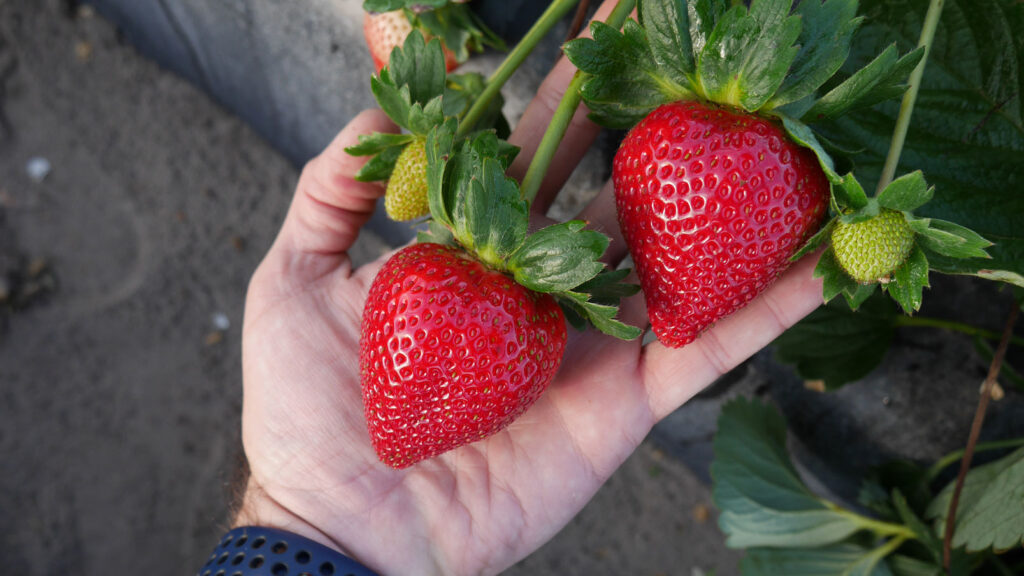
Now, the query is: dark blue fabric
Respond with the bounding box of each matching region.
[198,526,380,576]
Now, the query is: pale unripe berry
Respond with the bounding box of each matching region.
[385,139,430,222]
[831,208,915,283]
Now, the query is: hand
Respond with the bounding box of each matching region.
[234,13,823,576]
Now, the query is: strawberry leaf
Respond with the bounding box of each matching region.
[457,157,529,267]
[926,447,1024,553]
[802,44,924,122]
[712,397,866,546]
[741,544,896,576]
[844,283,878,310]
[875,171,933,213]
[773,295,897,389]
[444,73,510,136]
[407,97,446,135]
[792,218,836,262]
[557,291,643,340]
[425,118,459,229]
[565,20,693,129]
[417,220,455,246]
[573,268,641,302]
[687,0,729,56]
[767,0,862,109]
[699,1,802,111]
[816,248,860,303]
[838,198,880,225]
[780,115,841,183]
[371,73,414,130]
[886,246,929,314]
[916,220,993,260]
[509,221,608,293]
[638,0,698,91]
[388,31,448,105]
[354,143,406,182]
[832,172,869,211]
[411,3,506,63]
[346,132,416,156]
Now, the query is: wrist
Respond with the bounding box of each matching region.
[232,477,356,560]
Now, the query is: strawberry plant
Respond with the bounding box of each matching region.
[344,2,1023,570]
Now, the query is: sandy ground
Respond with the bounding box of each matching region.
[0,2,741,574]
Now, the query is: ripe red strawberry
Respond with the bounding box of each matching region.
[357,129,638,468]
[360,242,567,468]
[613,101,829,346]
[363,10,458,74]
[566,0,928,344]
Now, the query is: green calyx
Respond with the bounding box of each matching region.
[419,119,642,340]
[794,171,993,314]
[345,30,507,186]
[362,0,506,63]
[564,0,924,127]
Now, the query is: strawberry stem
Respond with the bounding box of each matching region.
[875,0,945,194]
[894,314,1024,348]
[520,0,636,204]
[457,0,581,139]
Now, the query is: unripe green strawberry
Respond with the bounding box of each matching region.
[385,138,429,221]
[831,209,915,283]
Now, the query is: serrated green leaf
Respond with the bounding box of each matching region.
[888,246,929,314]
[792,218,836,262]
[887,555,942,576]
[833,172,869,210]
[712,398,865,547]
[768,0,862,109]
[843,282,879,310]
[640,0,697,90]
[698,3,802,111]
[876,171,933,213]
[559,291,643,340]
[371,73,413,129]
[838,199,881,225]
[859,460,933,523]
[573,268,641,302]
[816,248,860,303]
[353,143,406,182]
[407,97,446,136]
[741,544,896,576]
[774,295,897,389]
[926,447,1024,553]
[781,115,841,182]
[803,44,924,121]
[444,73,509,136]
[688,0,729,56]
[813,0,1024,285]
[508,221,608,293]
[410,3,505,63]
[567,20,692,129]
[892,490,940,552]
[916,220,992,260]
[345,132,416,156]
[388,31,447,105]
[425,118,458,229]
[458,157,529,266]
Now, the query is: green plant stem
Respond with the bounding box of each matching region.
[926,438,1024,482]
[875,0,945,194]
[833,507,918,541]
[894,315,1024,348]
[456,0,580,138]
[521,0,636,203]
[874,535,910,562]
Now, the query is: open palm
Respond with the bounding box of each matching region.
[235,38,824,576]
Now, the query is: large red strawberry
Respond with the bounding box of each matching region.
[566,0,927,346]
[360,243,566,468]
[359,126,640,468]
[613,101,829,346]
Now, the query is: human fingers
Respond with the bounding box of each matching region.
[639,254,825,420]
[506,0,622,214]
[263,110,398,280]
